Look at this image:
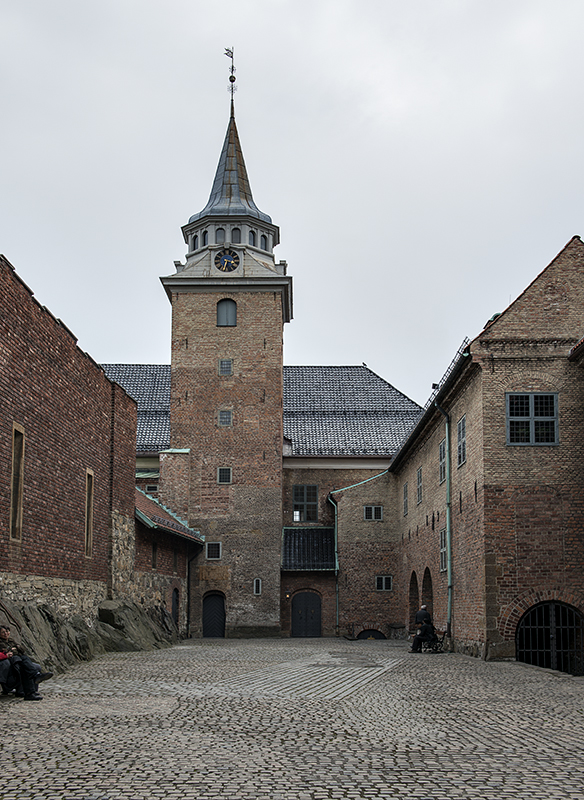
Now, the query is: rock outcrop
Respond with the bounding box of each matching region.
[0,598,179,672]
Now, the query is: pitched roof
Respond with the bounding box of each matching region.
[135,488,204,544]
[102,364,422,458]
[187,106,272,224]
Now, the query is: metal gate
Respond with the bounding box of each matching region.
[291,592,321,637]
[202,593,226,638]
[516,602,584,676]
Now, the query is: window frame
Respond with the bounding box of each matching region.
[217,467,232,485]
[364,505,383,521]
[439,528,447,572]
[218,409,233,427]
[506,392,559,446]
[10,423,25,541]
[375,575,393,591]
[218,358,233,376]
[457,415,466,467]
[416,467,423,505]
[217,298,237,327]
[85,469,94,557]
[439,438,446,484]
[206,542,222,560]
[253,578,262,595]
[403,482,408,516]
[293,484,318,522]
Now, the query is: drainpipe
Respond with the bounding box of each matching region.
[327,493,340,637]
[435,403,453,639]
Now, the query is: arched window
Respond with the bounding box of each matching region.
[249,230,256,246]
[192,234,198,251]
[217,299,237,327]
[232,228,241,244]
[216,228,225,244]
[260,234,268,250]
[202,230,208,246]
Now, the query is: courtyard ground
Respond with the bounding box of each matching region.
[1,637,583,799]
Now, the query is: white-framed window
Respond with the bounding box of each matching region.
[416,467,423,504]
[217,467,232,484]
[403,482,408,516]
[364,505,383,521]
[439,529,447,572]
[506,392,558,445]
[457,415,466,467]
[253,578,262,595]
[206,542,221,560]
[218,410,233,427]
[439,438,446,484]
[219,358,233,376]
[376,575,393,591]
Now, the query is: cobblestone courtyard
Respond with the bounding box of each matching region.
[1,638,583,799]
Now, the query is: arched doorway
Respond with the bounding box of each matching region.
[409,572,419,631]
[421,568,433,619]
[291,592,321,637]
[516,602,584,676]
[171,588,179,626]
[202,593,226,638]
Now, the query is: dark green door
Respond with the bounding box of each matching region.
[203,593,226,638]
[291,592,321,637]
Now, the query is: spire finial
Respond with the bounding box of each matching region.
[225,47,236,116]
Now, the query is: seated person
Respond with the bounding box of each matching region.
[409,621,436,652]
[0,625,52,701]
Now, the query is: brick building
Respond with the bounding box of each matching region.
[0,253,203,626]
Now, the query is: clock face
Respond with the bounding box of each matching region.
[214,249,240,273]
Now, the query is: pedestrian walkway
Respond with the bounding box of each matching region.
[2,637,583,799]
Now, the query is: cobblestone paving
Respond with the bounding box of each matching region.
[1,638,584,799]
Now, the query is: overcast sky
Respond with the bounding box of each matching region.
[2,0,584,406]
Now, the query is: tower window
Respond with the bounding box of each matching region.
[249,230,256,246]
[217,467,232,484]
[218,410,232,427]
[260,234,268,250]
[216,228,225,244]
[202,230,208,246]
[207,542,221,560]
[219,359,233,376]
[192,234,198,251]
[232,227,241,244]
[217,299,237,327]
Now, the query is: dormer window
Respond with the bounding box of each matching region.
[260,234,267,250]
[202,230,208,246]
[249,230,256,246]
[192,234,198,251]
[232,228,241,244]
[216,228,225,244]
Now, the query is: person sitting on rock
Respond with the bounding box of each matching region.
[0,625,53,701]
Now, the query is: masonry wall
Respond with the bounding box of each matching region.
[282,465,401,638]
[168,289,284,636]
[0,255,137,620]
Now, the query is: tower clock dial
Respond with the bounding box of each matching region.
[215,249,240,272]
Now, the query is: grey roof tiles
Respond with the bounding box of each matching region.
[102,364,422,458]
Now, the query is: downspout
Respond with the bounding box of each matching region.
[327,469,389,639]
[435,402,453,639]
[327,493,340,637]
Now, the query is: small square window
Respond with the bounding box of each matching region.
[207,542,221,560]
[219,359,233,376]
[376,575,393,591]
[218,410,232,427]
[217,467,232,484]
[364,505,383,520]
[507,393,558,445]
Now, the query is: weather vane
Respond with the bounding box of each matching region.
[225,47,237,99]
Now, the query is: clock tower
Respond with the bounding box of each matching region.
[160,98,292,637]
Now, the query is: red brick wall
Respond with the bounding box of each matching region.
[0,255,136,586]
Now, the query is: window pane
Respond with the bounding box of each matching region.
[534,394,555,417]
[374,506,383,520]
[509,394,530,417]
[219,410,232,426]
[535,420,556,443]
[232,228,241,244]
[509,420,531,443]
[219,359,233,375]
[364,506,373,520]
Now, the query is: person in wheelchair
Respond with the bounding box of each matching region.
[409,620,436,652]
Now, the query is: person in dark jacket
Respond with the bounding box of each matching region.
[409,621,436,652]
[0,625,52,701]
[415,605,432,625]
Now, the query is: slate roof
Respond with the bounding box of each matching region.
[281,528,336,571]
[103,364,422,458]
[135,488,204,544]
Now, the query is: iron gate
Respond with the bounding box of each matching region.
[516,602,584,676]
